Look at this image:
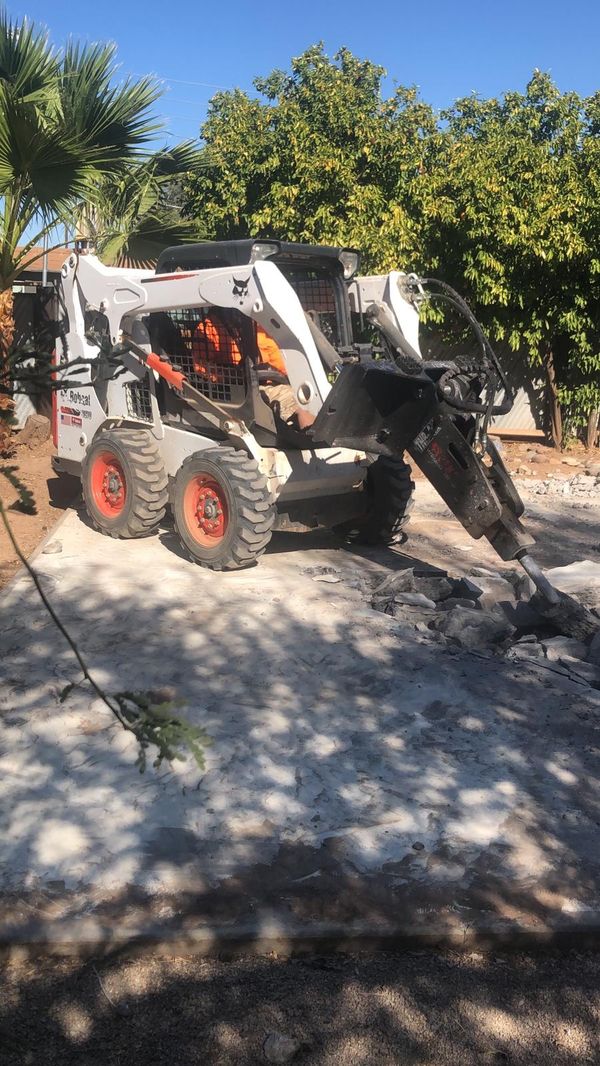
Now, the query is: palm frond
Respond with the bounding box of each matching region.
[0,15,195,289]
[150,141,206,179]
[101,211,203,267]
[75,139,205,265]
[0,90,95,203]
[58,41,163,168]
[0,12,57,104]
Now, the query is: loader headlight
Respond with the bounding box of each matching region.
[250,241,280,262]
[338,250,360,279]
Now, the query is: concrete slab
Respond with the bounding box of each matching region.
[1,487,600,953]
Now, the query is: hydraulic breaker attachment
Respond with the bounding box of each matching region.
[406,411,535,558]
[311,358,563,606]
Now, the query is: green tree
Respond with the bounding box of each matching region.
[0,16,157,347]
[405,72,600,447]
[0,11,203,450]
[185,51,600,447]
[184,44,439,271]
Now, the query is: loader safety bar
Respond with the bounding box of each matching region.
[146,351,186,391]
[365,300,423,371]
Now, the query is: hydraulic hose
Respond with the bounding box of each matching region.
[412,277,514,416]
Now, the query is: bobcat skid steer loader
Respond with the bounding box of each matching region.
[51,238,556,603]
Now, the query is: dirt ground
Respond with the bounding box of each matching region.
[0,437,78,590]
[1,434,598,594]
[409,437,600,482]
[1,950,599,1065]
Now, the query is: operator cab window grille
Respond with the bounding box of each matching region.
[147,308,250,406]
[282,267,344,348]
[125,378,153,422]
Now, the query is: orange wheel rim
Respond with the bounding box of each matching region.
[183,473,228,545]
[90,451,127,517]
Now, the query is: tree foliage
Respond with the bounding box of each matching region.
[185,45,440,270]
[0,15,160,289]
[185,45,600,444]
[0,11,205,288]
[430,73,600,443]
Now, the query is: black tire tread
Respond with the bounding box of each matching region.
[337,455,415,546]
[175,446,275,571]
[82,428,168,540]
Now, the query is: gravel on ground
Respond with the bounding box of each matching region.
[1,950,599,1065]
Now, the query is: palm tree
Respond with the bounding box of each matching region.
[0,13,201,447]
[0,15,161,335]
[75,141,205,267]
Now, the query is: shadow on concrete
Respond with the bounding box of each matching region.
[1,500,600,1060]
[46,472,80,511]
[1,511,599,934]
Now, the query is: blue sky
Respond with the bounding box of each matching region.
[14,0,600,144]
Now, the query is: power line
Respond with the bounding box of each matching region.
[164,96,217,105]
[162,75,234,90]
[133,72,235,91]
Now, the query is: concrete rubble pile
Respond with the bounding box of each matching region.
[356,558,600,690]
[527,472,600,499]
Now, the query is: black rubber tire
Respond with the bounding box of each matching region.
[173,447,275,571]
[82,428,168,539]
[335,455,415,546]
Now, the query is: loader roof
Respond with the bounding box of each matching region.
[156,239,360,278]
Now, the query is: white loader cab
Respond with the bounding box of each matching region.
[52,239,418,569]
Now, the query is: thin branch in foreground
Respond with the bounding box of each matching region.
[0,499,209,772]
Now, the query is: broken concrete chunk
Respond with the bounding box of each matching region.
[503,568,535,601]
[263,1032,301,1063]
[545,559,600,587]
[561,659,600,688]
[438,596,483,612]
[415,574,453,602]
[531,591,600,641]
[372,568,415,596]
[507,643,545,661]
[541,635,588,662]
[584,462,600,477]
[451,576,482,601]
[500,600,545,629]
[454,573,517,612]
[470,566,503,581]
[394,591,437,610]
[437,606,514,649]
